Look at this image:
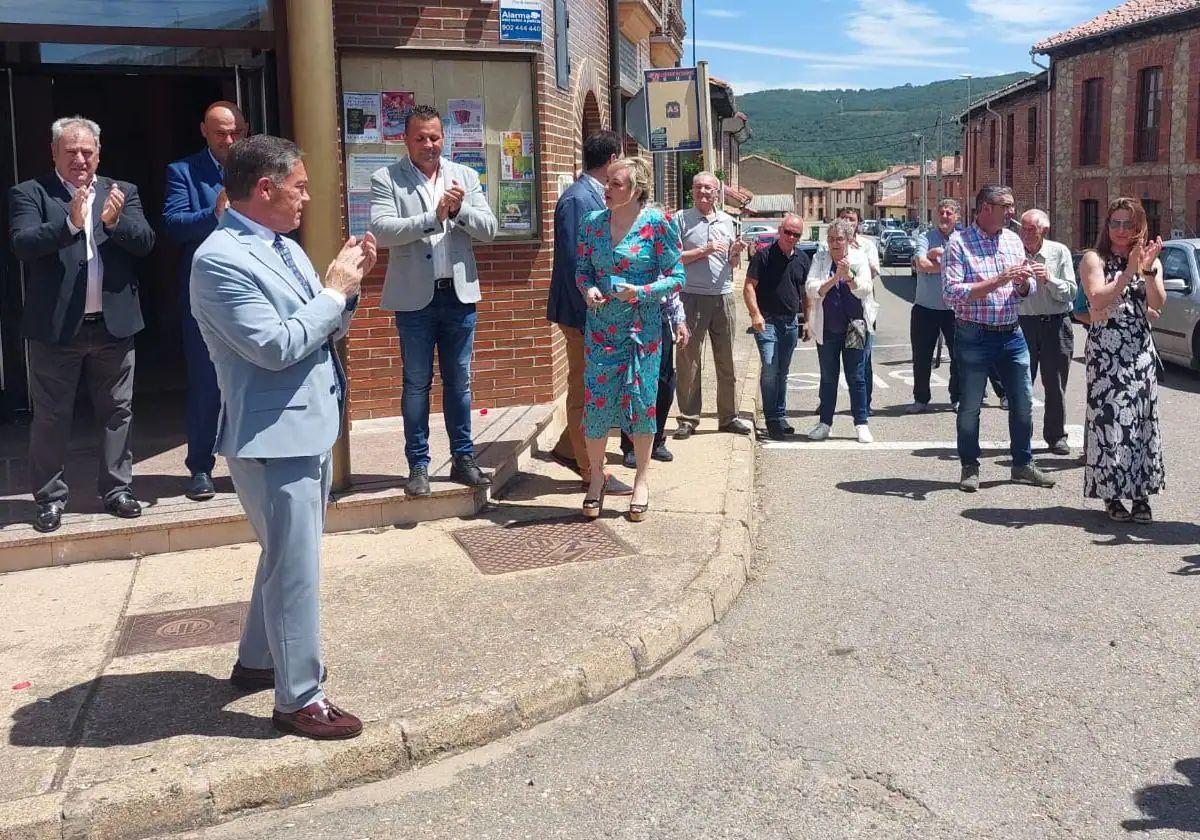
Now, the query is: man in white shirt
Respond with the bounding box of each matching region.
[673,172,753,439]
[8,116,155,533]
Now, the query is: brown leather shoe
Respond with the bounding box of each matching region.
[272,699,362,740]
[230,660,328,692]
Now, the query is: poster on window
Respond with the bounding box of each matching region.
[380,91,415,144]
[498,181,534,232]
[343,92,381,144]
[500,131,535,181]
[643,68,702,153]
[450,147,488,199]
[446,97,484,146]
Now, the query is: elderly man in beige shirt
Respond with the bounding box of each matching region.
[1017,208,1078,456]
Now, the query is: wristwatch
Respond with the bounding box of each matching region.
[1140,267,1157,277]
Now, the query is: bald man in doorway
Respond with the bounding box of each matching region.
[163,101,248,502]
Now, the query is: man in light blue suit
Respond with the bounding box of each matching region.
[190,135,376,740]
[163,102,246,502]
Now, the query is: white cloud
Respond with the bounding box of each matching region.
[966,0,1090,27]
[847,0,967,57]
[700,9,742,18]
[694,38,966,70]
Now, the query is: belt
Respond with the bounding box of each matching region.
[81,312,104,323]
[1023,312,1069,321]
[433,277,453,290]
[956,319,1017,333]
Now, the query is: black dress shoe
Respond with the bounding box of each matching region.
[621,449,637,469]
[230,660,329,692]
[103,492,142,519]
[450,454,492,487]
[779,420,795,435]
[405,465,431,497]
[33,501,65,533]
[766,423,790,441]
[651,442,674,462]
[185,471,215,501]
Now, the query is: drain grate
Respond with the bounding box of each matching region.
[114,602,249,657]
[451,519,632,575]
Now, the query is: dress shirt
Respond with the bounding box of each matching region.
[1018,237,1077,316]
[942,224,1035,326]
[580,172,605,204]
[226,209,345,308]
[675,207,738,296]
[412,160,452,281]
[58,172,104,314]
[660,288,685,328]
[208,148,225,179]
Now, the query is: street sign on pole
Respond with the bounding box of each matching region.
[643,66,703,153]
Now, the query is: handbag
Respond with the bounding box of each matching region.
[845,318,868,350]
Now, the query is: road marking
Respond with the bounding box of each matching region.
[762,425,1084,452]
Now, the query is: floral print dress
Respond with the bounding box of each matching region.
[1084,254,1165,500]
[575,206,685,437]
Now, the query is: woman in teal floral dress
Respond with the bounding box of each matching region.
[575,157,685,521]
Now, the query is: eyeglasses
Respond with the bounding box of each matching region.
[779,229,803,237]
[1107,219,1135,230]
[988,201,1016,210]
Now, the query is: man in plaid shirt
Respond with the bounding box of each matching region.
[942,185,1056,493]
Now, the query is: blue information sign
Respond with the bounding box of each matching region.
[500,0,543,43]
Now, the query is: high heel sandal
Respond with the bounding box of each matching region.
[582,480,606,519]
[1130,499,1153,524]
[628,496,649,523]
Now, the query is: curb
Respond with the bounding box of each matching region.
[0,358,761,840]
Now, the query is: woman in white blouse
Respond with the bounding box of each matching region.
[805,218,878,443]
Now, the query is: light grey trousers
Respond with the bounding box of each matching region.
[226,451,331,713]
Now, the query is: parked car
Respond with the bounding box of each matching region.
[882,234,917,266]
[1151,239,1200,369]
[753,236,820,258]
[859,219,881,236]
[741,223,777,246]
[752,230,779,253]
[879,229,908,247]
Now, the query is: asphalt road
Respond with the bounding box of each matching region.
[172,262,1200,839]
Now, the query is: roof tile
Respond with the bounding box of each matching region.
[1034,0,1200,51]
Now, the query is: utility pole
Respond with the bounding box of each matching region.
[960,73,973,218]
[912,132,926,224]
[935,109,944,211]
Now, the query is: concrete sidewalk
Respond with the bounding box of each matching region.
[0,326,760,840]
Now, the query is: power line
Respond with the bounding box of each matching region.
[749,122,948,144]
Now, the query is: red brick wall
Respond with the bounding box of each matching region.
[963,84,1048,216]
[1121,41,1174,166]
[332,0,612,419]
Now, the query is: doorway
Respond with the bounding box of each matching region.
[0,58,277,419]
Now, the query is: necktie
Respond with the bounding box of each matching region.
[272,235,346,404]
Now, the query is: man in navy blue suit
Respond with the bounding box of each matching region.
[163,101,247,501]
[545,130,631,495]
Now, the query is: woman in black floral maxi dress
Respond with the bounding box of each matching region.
[1079,197,1166,523]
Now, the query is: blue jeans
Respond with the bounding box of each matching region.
[754,316,799,423]
[954,322,1034,468]
[817,330,870,426]
[395,287,477,469]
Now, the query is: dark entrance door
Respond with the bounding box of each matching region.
[0,57,277,418]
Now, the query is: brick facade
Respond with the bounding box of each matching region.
[1048,24,1200,248]
[331,0,683,420]
[962,77,1050,224]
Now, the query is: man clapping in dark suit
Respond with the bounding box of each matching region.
[8,116,155,533]
[163,101,247,502]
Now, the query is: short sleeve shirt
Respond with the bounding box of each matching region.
[914,227,952,311]
[674,207,738,296]
[747,243,809,320]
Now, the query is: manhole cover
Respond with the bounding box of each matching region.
[451,519,633,575]
[114,602,249,657]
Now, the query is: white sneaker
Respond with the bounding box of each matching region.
[807,422,831,441]
[856,424,874,444]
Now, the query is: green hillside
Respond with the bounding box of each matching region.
[739,73,1031,183]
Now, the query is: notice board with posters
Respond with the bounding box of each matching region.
[644,67,702,153]
[340,52,539,241]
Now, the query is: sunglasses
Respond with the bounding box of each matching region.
[1107,219,1135,230]
[779,228,803,237]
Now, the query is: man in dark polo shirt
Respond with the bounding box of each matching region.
[743,213,811,440]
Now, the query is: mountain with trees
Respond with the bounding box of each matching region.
[738,73,1031,183]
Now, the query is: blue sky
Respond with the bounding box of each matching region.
[681,0,1114,94]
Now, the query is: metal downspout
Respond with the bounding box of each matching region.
[1031,53,1051,212]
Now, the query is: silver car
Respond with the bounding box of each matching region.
[1153,239,1200,368]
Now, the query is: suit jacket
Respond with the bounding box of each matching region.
[8,173,155,343]
[189,212,353,459]
[368,157,497,312]
[547,174,604,330]
[163,149,223,296]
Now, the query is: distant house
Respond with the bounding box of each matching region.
[860,166,914,219]
[1033,0,1200,247]
[826,173,869,220]
[905,154,965,223]
[874,189,908,221]
[738,153,829,223]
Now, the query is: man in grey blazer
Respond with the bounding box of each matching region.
[369,105,497,497]
[190,135,376,739]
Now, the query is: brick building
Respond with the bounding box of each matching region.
[1034,0,1200,249]
[861,165,914,218]
[797,174,830,222]
[958,74,1050,222]
[905,154,965,222]
[737,154,828,222]
[826,173,868,219]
